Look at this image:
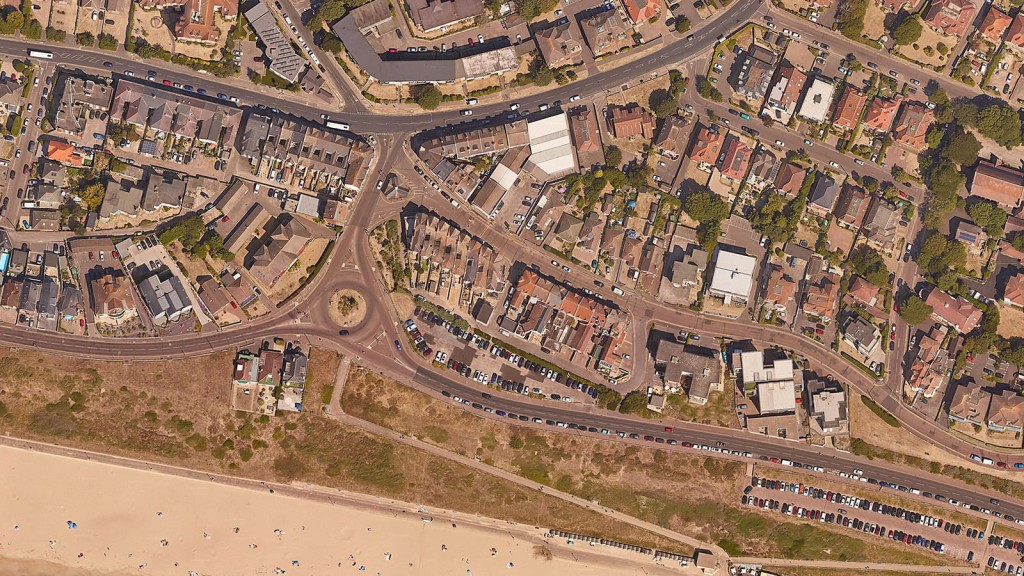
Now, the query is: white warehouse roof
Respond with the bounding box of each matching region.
[798,77,835,123]
[708,248,756,303]
[527,113,576,177]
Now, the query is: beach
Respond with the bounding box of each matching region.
[0,444,689,576]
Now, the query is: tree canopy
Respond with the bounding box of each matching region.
[966,198,1008,237]
[899,294,934,326]
[414,84,442,110]
[891,16,922,45]
[684,190,730,251]
[848,244,891,286]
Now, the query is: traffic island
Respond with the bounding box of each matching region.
[329,289,367,328]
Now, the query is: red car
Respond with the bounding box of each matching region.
[815,328,825,335]
[890,331,895,341]
[163,80,172,86]
[664,426,673,433]
[388,48,397,53]
[467,37,474,45]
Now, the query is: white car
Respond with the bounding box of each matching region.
[509,102,520,110]
[569,94,580,101]
[460,109,473,116]
[774,139,784,147]
[829,161,839,168]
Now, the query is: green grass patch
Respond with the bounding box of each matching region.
[422,425,450,444]
[859,395,901,428]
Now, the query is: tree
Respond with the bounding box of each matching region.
[697,76,722,102]
[940,130,981,165]
[413,84,442,110]
[0,8,23,34]
[899,294,934,326]
[1001,341,1024,368]
[532,64,554,86]
[97,33,118,50]
[848,244,891,286]
[604,145,622,168]
[928,87,949,107]
[674,16,691,33]
[618,391,652,416]
[45,26,65,41]
[891,16,922,45]
[21,17,40,39]
[977,102,1022,148]
[654,97,677,119]
[684,189,730,222]
[76,31,95,46]
[966,199,1008,237]
[837,0,867,39]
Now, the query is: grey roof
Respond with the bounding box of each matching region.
[39,159,67,188]
[99,179,144,218]
[138,273,192,322]
[332,16,457,83]
[245,3,307,83]
[142,170,187,212]
[225,203,269,255]
[843,315,878,348]
[349,0,392,31]
[55,77,113,135]
[282,350,308,385]
[58,285,81,317]
[38,277,58,317]
[654,339,719,390]
[808,174,839,212]
[406,0,483,32]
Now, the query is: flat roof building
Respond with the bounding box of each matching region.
[797,77,835,123]
[245,2,307,83]
[707,248,756,306]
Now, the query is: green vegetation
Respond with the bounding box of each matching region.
[76,31,95,46]
[847,244,891,287]
[413,84,442,110]
[128,37,240,77]
[308,0,366,30]
[696,75,723,102]
[249,69,299,92]
[915,232,966,291]
[891,16,922,46]
[517,0,559,21]
[604,145,623,168]
[674,16,691,33]
[860,396,900,428]
[898,294,933,326]
[20,16,40,39]
[836,0,868,40]
[413,295,470,330]
[159,215,234,261]
[0,5,24,35]
[97,33,118,50]
[618,391,656,418]
[684,190,730,251]
[45,26,66,42]
[966,198,1008,237]
[751,172,808,245]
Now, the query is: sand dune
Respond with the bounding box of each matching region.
[0,444,690,575]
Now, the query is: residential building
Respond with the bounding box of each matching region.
[762,63,807,124]
[198,276,233,317]
[246,215,314,289]
[54,77,112,136]
[925,288,982,332]
[737,350,796,414]
[1003,270,1024,306]
[923,0,976,36]
[832,85,867,132]
[0,77,21,115]
[954,220,987,255]
[652,115,691,189]
[718,133,753,181]
[623,0,661,23]
[733,46,778,101]
[224,203,270,256]
[861,197,900,249]
[568,106,604,169]
[863,95,902,133]
[1008,12,1024,47]
[842,315,880,356]
[807,377,848,435]
[773,163,807,198]
[526,113,577,178]
[807,174,839,217]
[847,276,879,307]
[668,246,708,288]
[405,211,503,310]
[89,270,136,325]
[579,9,632,57]
[245,2,307,83]
[137,273,193,325]
[142,169,187,214]
[797,77,835,123]
[892,102,935,151]
[534,19,584,67]
[138,0,237,45]
[404,0,483,33]
[763,265,797,314]
[416,121,528,162]
[609,105,655,140]
[988,389,1024,433]
[348,0,392,33]
[503,267,627,374]
[747,147,781,186]
[970,160,1024,209]
[948,380,990,426]
[707,248,756,306]
[109,80,243,146]
[241,113,372,193]
[29,210,60,232]
[687,124,726,172]
[908,324,950,398]
[99,178,145,219]
[833,185,869,229]
[44,140,86,167]
[653,339,721,405]
[980,6,1012,42]
[803,272,840,322]
[278,347,308,413]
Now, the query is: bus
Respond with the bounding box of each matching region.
[325,120,350,131]
[27,50,53,59]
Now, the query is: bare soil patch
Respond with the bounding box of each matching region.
[328,289,367,328]
[997,304,1024,339]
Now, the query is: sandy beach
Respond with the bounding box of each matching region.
[0,444,689,576]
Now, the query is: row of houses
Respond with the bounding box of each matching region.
[231,341,308,416]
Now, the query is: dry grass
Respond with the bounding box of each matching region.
[0,349,692,555]
[339,367,947,564]
[997,304,1024,339]
[896,27,952,68]
[267,237,330,304]
[861,1,888,42]
[328,289,367,328]
[663,390,739,428]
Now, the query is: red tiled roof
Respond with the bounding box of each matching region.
[1007,12,1024,46]
[623,0,662,22]
[848,276,880,306]
[892,102,934,151]
[773,162,807,198]
[863,95,902,133]
[970,160,1024,208]
[1004,271,1024,306]
[833,86,867,131]
[924,0,977,36]
[688,124,725,168]
[925,288,982,332]
[718,133,752,180]
[981,7,1012,41]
